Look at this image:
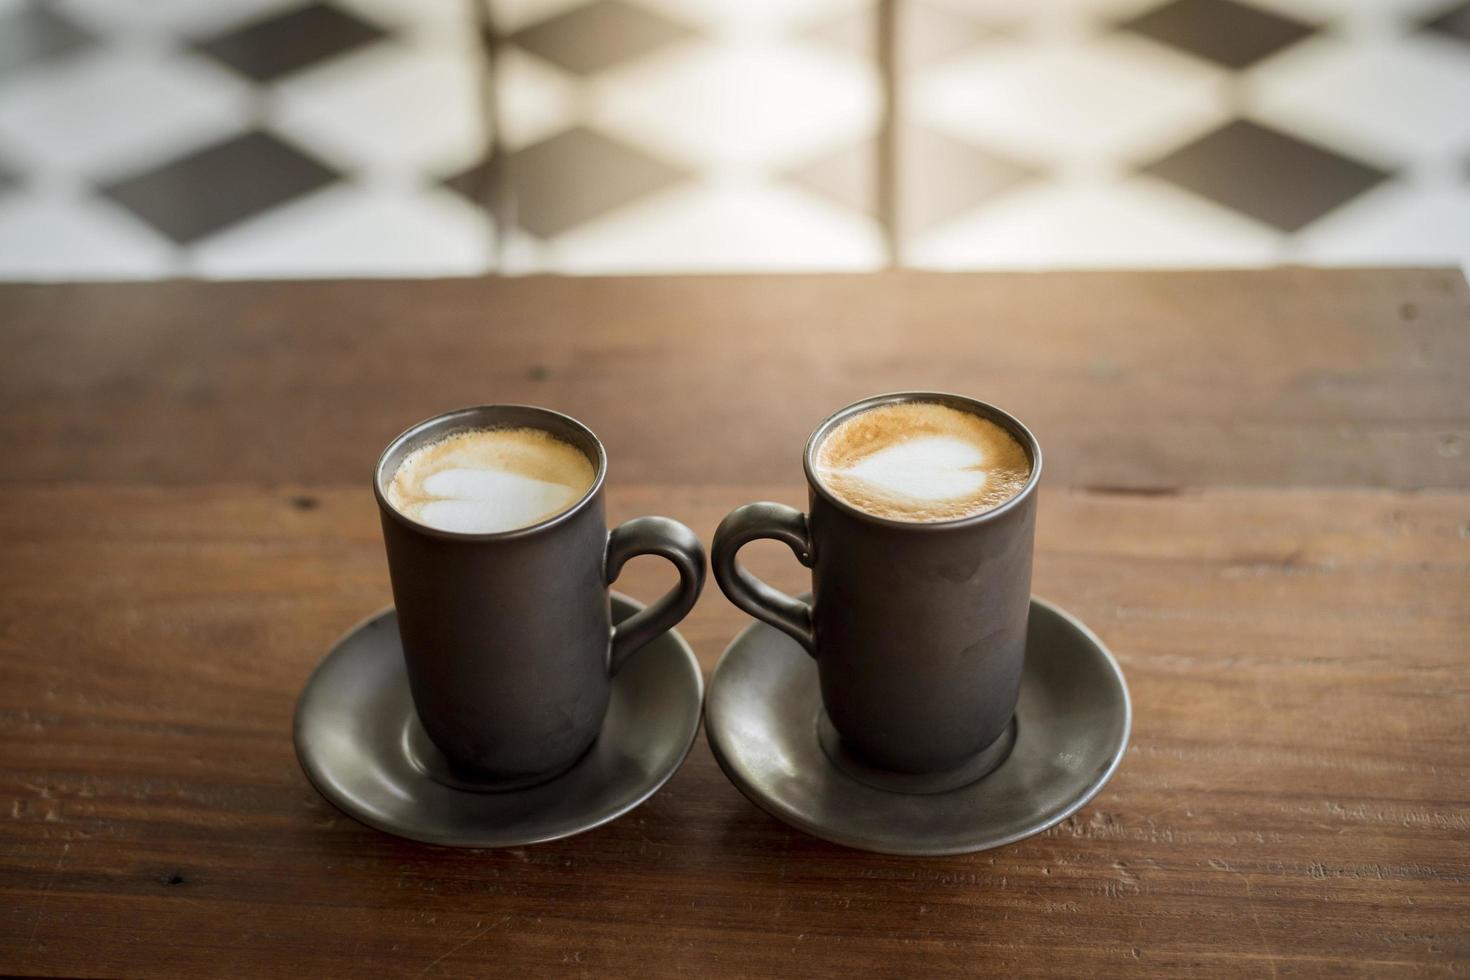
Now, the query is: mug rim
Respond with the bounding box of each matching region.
[801,391,1043,531]
[373,404,608,542]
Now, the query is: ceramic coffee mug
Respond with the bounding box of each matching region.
[711,392,1041,790]
[375,405,706,790]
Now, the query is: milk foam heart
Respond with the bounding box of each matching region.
[815,402,1030,522]
[386,427,596,533]
[417,469,584,534]
[838,436,989,501]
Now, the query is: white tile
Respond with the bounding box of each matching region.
[271,44,486,179]
[590,40,878,172]
[336,0,478,42]
[187,185,493,278]
[1243,0,1448,37]
[495,46,581,151]
[489,225,550,275]
[1291,182,1470,266]
[912,33,1229,169]
[1249,33,1470,167]
[633,0,865,40]
[0,193,177,280]
[907,177,1285,269]
[58,0,306,39]
[0,47,252,181]
[929,0,1164,32]
[488,0,596,33]
[546,177,884,272]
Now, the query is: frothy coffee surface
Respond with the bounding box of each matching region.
[814,402,1030,522]
[386,427,595,534]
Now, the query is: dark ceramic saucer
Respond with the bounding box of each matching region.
[294,593,702,848]
[705,596,1130,856]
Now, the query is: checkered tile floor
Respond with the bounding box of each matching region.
[0,0,1468,278]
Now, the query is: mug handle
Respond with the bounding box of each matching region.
[605,516,707,676]
[711,502,816,658]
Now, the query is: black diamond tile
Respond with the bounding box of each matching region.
[0,1,94,77]
[784,127,1035,237]
[195,3,387,83]
[445,158,494,208]
[783,141,873,220]
[899,128,1035,235]
[446,128,688,239]
[1141,120,1388,232]
[102,132,340,244]
[1424,1,1470,44]
[509,0,696,76]
[1119,0,1315,69]
[0,151,18,191]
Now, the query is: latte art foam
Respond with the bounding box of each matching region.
[814,402,1030,522]
[386,427,595,534]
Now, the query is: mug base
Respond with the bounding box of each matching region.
[816,711,1016,795]
[403,713,589,793]
[294,593,705,847]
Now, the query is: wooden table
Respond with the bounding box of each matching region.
[2,270,1467,977]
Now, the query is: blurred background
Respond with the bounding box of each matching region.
[0,0,1466,279]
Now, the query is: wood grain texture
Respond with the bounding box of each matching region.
[1,271,1468,977]
[0,269,1467,491]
